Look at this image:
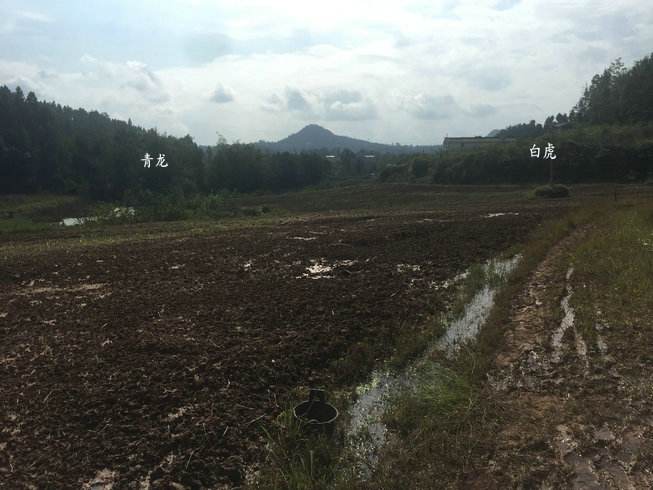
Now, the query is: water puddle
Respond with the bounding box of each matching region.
[20,282,106,296]
[429,270,469,290]
[550,265,590,373]
[111,207,135,218]
[296,258,358,279]
[347,369,406,475]
[60,216,98,226]
[344,255,520,477]
[396,264,421,273]
[437,256,520,356]
[574,329,590,374]
[484,212,520,218]
[436,288,495,355]
[551,267,574,363]
[82,468,117,490]
[165,404,196,422]
[290,236,317,241]
[298,259,334,279]
[60,207,135,226]
[334,259,358,268]
[595,322,609,358]
[596,335,609,355]
[593,312,610,358]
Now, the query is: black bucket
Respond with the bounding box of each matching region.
[293,389,339,435]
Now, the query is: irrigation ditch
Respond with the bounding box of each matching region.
[253,254,524,488]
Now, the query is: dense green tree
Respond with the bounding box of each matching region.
[503,53,653,135]
[570,56,651,125]
[497,120,544,138]
[204,143,330,193]
[621,54,653,122]
[0,86,206,198]
[0,86,335,199]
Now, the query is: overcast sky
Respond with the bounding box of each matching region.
[1,0,652,145]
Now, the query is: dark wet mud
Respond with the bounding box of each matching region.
[0,210,543,487]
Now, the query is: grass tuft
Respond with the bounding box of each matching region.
[533,184,571,198]
[572,202,653,340]
[352,200,605,488]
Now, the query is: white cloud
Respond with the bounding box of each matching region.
[210,84,235,103]
[17,10,53,23]
[264,87,377,121]
[402,94,462,120]
[1,0,652,144]
[0,8,53,34]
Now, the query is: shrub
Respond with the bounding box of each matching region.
[411,157,430,178]
[533,184,571,198]
[379,163,409,182]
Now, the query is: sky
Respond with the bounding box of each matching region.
[1,0,652,146]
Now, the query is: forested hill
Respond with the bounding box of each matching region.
[1,88,428,200]
[381,53,653,186]
[4,52,652,199]
[498,52,653,138]
[0,86,204,199]
[0,88,338,199]
[256,124,441,154]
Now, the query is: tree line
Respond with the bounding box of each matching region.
[498,53,653,139]
[570,56,653,124]
[0,87,378,201]
[0,86,204,200]
[379,123,653,185]
[3,51,652,198]
[408,52,653,185]
[432,127,653,184]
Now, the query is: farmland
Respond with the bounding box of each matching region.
[1,184,650,488]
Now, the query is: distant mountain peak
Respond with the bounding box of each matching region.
[255,124,441,154]
[303,123,329,131]
[294,124,334,136]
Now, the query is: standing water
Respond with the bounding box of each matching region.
[437,255,520,356]
[344,255,521,478]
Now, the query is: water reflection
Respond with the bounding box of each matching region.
[344,255,520,477]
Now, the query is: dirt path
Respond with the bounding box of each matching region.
[471,228,653,488]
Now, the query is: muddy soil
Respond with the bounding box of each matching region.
[0,209,546,488]
[472,229,653,489]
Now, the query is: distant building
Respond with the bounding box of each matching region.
[325,155,337,159]
[363,154,376,159]
[442,136,514,151]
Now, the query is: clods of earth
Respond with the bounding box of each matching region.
[1,209,548,487]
